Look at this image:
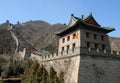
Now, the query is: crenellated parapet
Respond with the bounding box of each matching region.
[80,47,120,58]
[30,47,120,62]
[41,47,80,61]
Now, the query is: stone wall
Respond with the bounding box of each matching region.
[78,55,120,83]
[10,31,19,53]
[18,48,26,59]
[41,56,80,83]
[29,46,120,83]
[29,47,81,83]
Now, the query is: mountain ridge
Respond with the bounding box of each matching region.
[0,20,120,55]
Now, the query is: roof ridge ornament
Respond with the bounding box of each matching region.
[81,15,84,19]
[90,12,92,15]
[71,14,74,16]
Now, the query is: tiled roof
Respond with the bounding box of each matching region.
[56,14,115,36]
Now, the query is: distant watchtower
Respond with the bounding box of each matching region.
[56,13,115,53]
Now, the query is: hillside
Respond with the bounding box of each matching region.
[12,20,66,54]
[0,20,120,55]
[109,37,120,51]
[13,20,120,52]
[0,23,16,54]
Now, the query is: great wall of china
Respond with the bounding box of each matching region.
[30,46,120,62]
[8,29,120,83]
[8,19,120,83]
[27,45,120,83]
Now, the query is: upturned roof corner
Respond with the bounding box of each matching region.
[56,13,115,36]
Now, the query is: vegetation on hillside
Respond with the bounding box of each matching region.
[43,44,58,55]
[14,21,66,51]
[109,37,120,51]
[0,29,16,54]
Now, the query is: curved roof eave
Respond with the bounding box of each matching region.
[55,21,79,36]
[80,20,115,33]
[83,13,101,26]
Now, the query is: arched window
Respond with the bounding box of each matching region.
[67,45,69,54]
[67,36,70,41]
[73,33,76,39]
[62,38,65,43]
[62,47,64,51]
[72,43,76,52]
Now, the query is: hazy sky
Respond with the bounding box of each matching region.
[0,0,120,37]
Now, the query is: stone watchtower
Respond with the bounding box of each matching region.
[34,14,120,83]
[56,13,115,53]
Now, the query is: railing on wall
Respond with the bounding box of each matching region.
[30,46,120,62]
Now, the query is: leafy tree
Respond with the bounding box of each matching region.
[49,67,59,83]
[23,61,39,83]
[0,65,1,76]
[41,65,49,83]
[58,71,64,83]
[20,61,64,83]
[7,60,24,77]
